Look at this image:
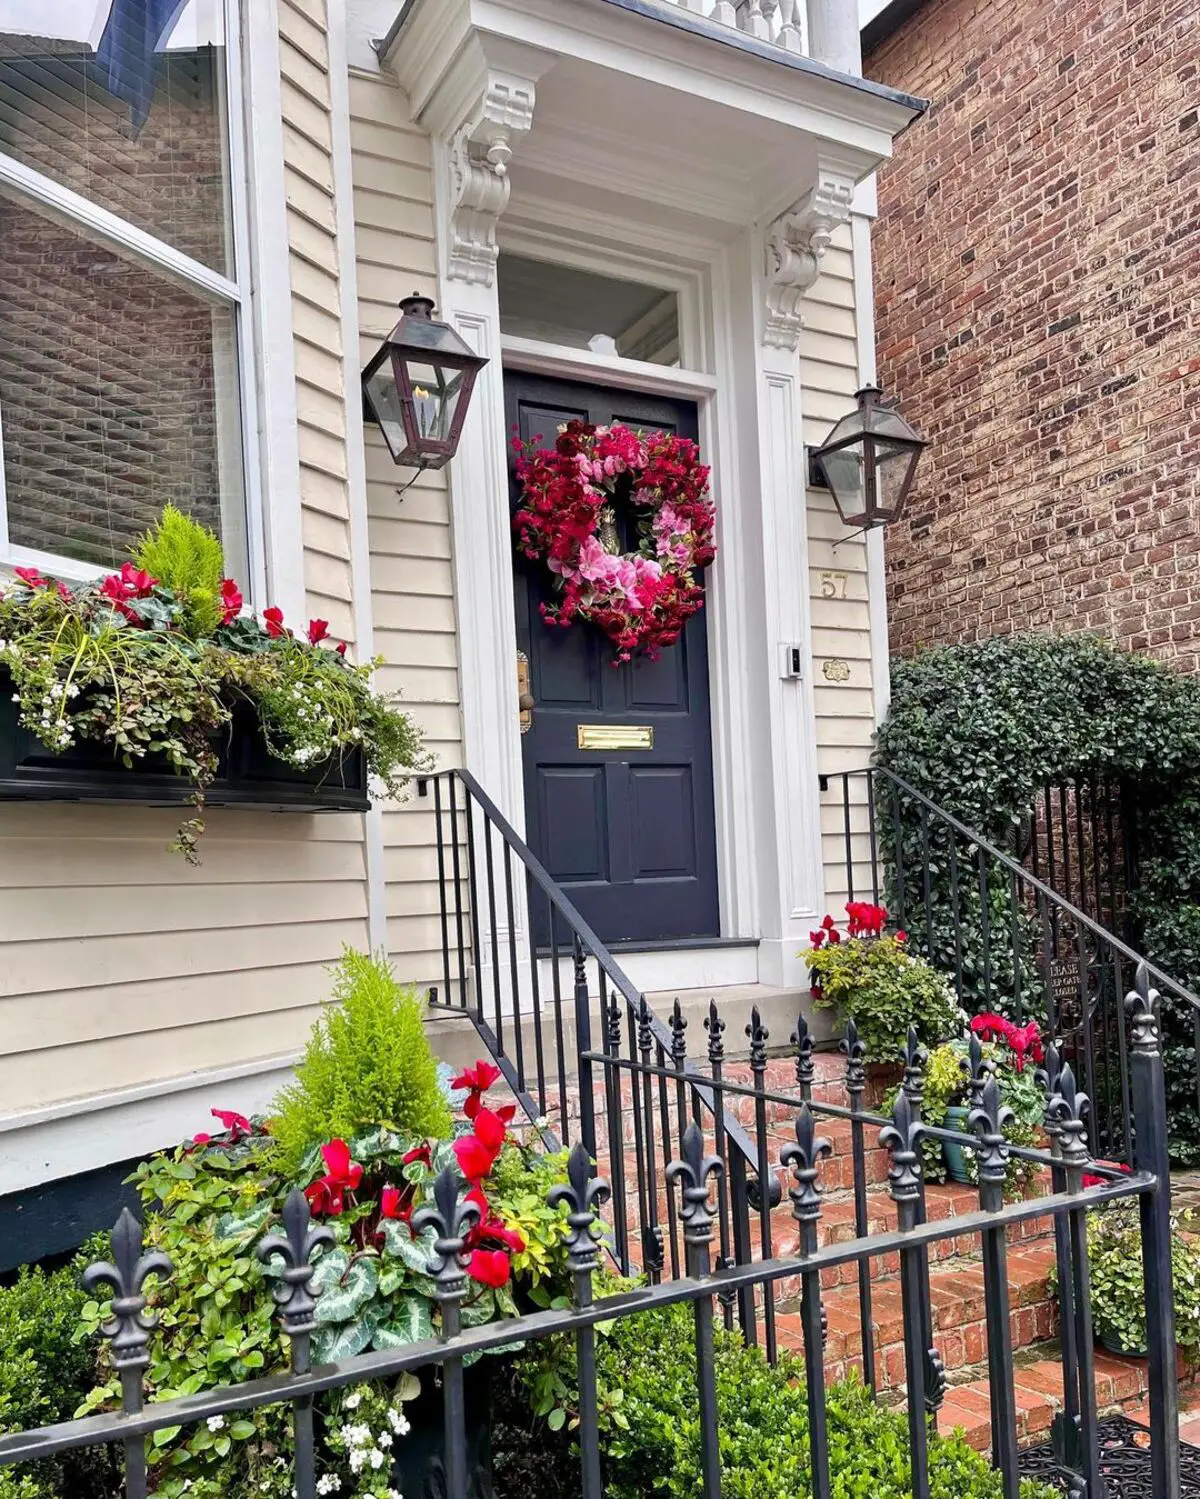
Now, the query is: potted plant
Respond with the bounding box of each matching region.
[0,507,429,858]
[1069,1198,1200,1361]
[806,902,967,1069]
[76,951,575,1499]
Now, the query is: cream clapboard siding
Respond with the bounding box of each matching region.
[0,2,371,1127]
[801,222,878,913]
[349,69,464,994]
[280,0,356,646]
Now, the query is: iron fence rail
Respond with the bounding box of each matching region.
[821,763,1200,1162]
[0,972,1182,1499]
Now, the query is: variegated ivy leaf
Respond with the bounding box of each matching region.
[371,1296,434,1351]
[214,1202,273,1244]
[350,1125,403,1161]
[432,1139,458,1174]
[380,1220,437,1275]
[401,1158,431,1187]
[312,1251,379,1325]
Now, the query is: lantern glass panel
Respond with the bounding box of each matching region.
[363,361,411,463]
[874,438,919,520]
[820,445,866,521]
[403,360,466,444]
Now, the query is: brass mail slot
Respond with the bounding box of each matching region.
[577,724,654,751]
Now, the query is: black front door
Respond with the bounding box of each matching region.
[507,371,720,946]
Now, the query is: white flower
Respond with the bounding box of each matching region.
[377,1431,393,1449]
[9,693,18,703]
[207,1415,225,1432]
[316,1476,342,1494]
[387,1408,410,1435]
[349,1450,366,1474]
[343,1390,362,1410]
[369,1449,385,1470]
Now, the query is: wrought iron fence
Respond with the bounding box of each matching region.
[0,972,1182,1499]
[820,764,1200,1163]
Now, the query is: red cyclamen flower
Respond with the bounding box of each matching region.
[467,1249,512,1288]
[307,618,330,645]
[262,606,287,638]
[211,1108,252,1140]
[218,579,243,625]
[303,1138,363,1217]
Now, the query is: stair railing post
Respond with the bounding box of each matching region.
[1038,1043,1081,1473]
[1128,964,1181,1499]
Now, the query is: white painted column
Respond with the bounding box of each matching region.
[806,0,863,74]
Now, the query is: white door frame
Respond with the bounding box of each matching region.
[435,189,826,979]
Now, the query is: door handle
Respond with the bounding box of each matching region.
[516,651,534,734]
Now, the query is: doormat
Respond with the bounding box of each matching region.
[1018,1414,1200,1496]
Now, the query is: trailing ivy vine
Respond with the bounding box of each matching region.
[875,634,1200,1163]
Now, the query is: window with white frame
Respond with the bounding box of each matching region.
[0,0,251,584]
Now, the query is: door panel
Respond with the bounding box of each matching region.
[507,371,720,945]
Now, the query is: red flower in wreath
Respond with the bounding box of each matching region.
[512,421,716,664]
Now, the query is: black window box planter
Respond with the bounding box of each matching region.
[0,686,369,813]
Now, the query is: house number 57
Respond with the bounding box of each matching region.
[820,571,849,599]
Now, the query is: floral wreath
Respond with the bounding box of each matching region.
[512,420,716,663]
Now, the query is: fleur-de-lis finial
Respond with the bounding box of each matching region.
[966,1031,996,1108]
[705,998,726,1066]
[902,1026,928,1110]
[666,1122,724,1245]
[637,995,655,1058]
[256,1190,335,1337]
[411,1166,483,1302]
[1046,1060,1091,1173]
[670,998,688,1070]
[880,1091,925,1203]
[780,1103,832,1231]
[968,1073,1014,1187]
[572,937,587,991]
[1036,1042,1064,1141]
[746,1005,769,1072]
[548,1142,611,1274]
[1126,961,1162,1055]
[841,1018,867,1096]
[791,1011,814,1092]
[82,1209,173,1371]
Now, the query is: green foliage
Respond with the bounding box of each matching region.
[132,503,225,637]
[502,1305,1056,1499]
[877,633,1200,1162]
[0,512,428,862]
[272,950,452,1173]
[0,1261,115,1499]
[808,934,966,1062]
[1051,1202,1200,1362]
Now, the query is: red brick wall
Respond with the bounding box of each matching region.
[866,0,1200,668]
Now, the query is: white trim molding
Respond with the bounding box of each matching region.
[764,159,857,350]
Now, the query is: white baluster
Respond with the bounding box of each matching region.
[775,0,804,50]
[710,0,737,25]
[737,0,771,39]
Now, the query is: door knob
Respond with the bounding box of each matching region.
[516,651,534,733]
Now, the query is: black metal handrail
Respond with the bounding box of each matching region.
[821,763,1200,1161]
[417,768,766,1292]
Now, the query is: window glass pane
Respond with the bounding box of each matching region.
[0,1,232,274]
[498,253,680,366]
[0,199,246,577]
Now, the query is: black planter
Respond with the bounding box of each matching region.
[390,1359,497,1499]
[0,686,368,813]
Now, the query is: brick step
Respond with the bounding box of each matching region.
[774,1240,1060,1390]
[941,1346,1153,1451]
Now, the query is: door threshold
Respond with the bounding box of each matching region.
[540,940,759,993]
[605,936,759,955]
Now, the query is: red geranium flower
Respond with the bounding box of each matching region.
[307,618,330,645]
[263,606,287,638]
[467,1249,512,1288]
[218,579,243,626]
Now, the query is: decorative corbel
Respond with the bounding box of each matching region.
[763,167,856,350]
[447,74,537,286]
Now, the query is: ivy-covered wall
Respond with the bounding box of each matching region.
[875,634,1200,1163]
